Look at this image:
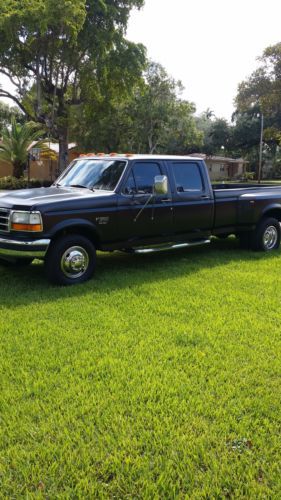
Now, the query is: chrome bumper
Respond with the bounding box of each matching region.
[0,236,51,259]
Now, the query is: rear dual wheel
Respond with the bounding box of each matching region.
[45,234,96,285]
[239,217,280,251]
[253,217,280,251]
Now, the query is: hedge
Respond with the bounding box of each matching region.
[0,176,52,190]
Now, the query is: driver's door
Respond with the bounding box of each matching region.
[117,160,173,244]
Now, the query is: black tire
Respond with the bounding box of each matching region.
[45,234,96,285]
[252,217,280,251]
[0,257,33,267]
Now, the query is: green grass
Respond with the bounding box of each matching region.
[1,238,281,498]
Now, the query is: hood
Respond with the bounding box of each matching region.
[0,186,114,210]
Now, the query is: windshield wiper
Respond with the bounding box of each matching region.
[68,184,89,189]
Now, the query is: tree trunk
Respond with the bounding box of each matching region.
[58,128,69,174]
[13,161,25,179]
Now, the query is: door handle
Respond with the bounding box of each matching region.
[161,198,172,202]
[201,195,210,199]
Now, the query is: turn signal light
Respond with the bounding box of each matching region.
[11,223,43,232]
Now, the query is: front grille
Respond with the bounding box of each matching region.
[0,208,10,233]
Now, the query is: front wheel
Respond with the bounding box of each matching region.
[252,217,280,251]
[45,234,96,285]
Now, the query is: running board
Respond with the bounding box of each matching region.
[133,239,211,254]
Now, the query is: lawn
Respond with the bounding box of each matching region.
[0,238,281,498]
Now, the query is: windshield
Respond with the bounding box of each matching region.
[57,159,127,191]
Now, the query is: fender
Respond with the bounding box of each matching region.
[48,218,100,239]
[261,202,281,219]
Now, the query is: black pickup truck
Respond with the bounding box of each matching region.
[0,154,281,285]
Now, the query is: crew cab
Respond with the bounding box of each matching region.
[0,154,281,285]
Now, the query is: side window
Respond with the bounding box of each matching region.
[133,162,162,194]
[171,162,203,193]
[123,162,162,195]
[123,171,137,195]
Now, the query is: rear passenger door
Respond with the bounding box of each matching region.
[167,160,214,239]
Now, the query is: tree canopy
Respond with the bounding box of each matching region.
[74,62,203,154]
[0,0,146,170]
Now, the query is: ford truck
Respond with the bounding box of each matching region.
[0,154,281,285]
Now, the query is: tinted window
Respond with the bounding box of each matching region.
[123,171,137,195]
[172,162,203,192]
[133,162,162,194]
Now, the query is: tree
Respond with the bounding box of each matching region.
[235,43,281,176]
[72,62,203,154]
[0,0,145,171]
[196,114,233,156]
[0,118,46,178]
[126,62,203,154]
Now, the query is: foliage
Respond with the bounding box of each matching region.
[196,113,233,156]
[0,118,47,178]
[74,62,203,154]
[0,0,146,170]
[236,43,281,122]
[0,240,281,496]
[0,176,52,190]
[235,42,281,176]
[0,102,25,135]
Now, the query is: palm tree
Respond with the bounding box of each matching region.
[0,118,47,178]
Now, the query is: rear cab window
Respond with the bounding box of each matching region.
[169,161,204,195]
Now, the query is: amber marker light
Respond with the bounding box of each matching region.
[11,223,43,231]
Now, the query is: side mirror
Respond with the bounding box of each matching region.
[154,175,168,195]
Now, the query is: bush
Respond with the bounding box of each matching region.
[0,176,52,190]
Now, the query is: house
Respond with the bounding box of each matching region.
[189,153,248,181]
[0,142,79,181]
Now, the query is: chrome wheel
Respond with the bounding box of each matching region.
[60,246,89,279]
[263,226,278,250]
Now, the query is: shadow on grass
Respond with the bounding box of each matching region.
[0,237,279,307]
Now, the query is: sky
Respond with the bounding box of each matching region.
[0,0,280,122]
[127,0,281,120]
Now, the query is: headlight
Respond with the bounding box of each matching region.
[11,211,43,232]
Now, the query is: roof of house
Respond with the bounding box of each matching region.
[29,142,77,153]
[189,153,248,164]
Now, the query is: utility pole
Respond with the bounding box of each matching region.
[258,112,264,184]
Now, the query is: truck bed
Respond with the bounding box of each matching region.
[212,183,281,232]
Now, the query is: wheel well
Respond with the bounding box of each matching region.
[262,209,281,223]
[51,226,101,249]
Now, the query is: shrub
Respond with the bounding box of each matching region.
[0,176,52,190]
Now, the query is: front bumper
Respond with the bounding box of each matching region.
[0,236,51,259]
